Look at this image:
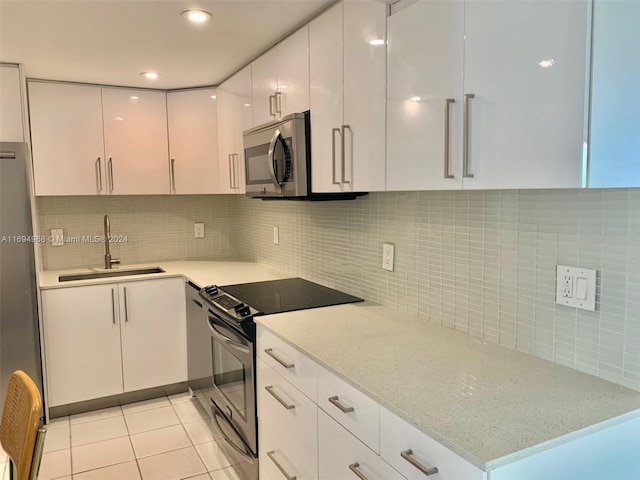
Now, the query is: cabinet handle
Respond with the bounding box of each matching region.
[233,153,240,189]
[349,463,369,480]
[264,348,294,369]
[275,91,282,115]
[170,158,176,193]
[265,385,295,410]
[123,287,129,323]
[332,128,341,185]
[110,289,116,325]
[400,449,439,476]
[107,157,114,192]
[267,450,297,480]
[463,93,475,178]
[444,99,455,179]
[341,125,351,185]
[269,95,276,118]
[329,395,354,413]
[95,157,103,193]
[228,154,234,189]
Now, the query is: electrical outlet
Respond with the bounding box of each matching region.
[273,227,279,245]
[50,229,64,246]
[556,265,596,311]
[382,243,394,271]
[194,223,205,238]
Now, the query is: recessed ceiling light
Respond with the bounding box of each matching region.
[369,38,385,46]
[115,117,124,121]
[210,95,216,99]
[130,96,139,100]
[141,72,159,80]
[182,10,212,24]
[410,96,421,102]
[538,59,555,68]
[244,103,252,107]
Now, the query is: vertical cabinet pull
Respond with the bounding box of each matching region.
[267,451,297,480]
[110,289,116,324]
[349,463,369,480]
[233,154,240,190]
[400,449,439,476]
[265,386,295,410]
[341,125,351,185]
[332,128,341,185]
[123,287,129,323]
[95,157,103,193]
[170,158,176,193]
[107,157,114,192]
[444,99,455,179]
[463,93,475,178]
[228,154,234,189]
[275,91,282,115]
[269,95,276,118]
[328,395,354,413]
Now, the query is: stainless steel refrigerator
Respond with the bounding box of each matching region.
[0,142,43,411]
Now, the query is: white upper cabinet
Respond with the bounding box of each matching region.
[29,81,107,195]
[217,65,252,194]
[102,88,170,195]
[167,89,219,194]
[0,64,24,142]
[387,0,588,191]
[310,0,386,193]
[588,0,640,187]
[252,26,310,126]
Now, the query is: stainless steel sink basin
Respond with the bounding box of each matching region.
[58,267,165,282]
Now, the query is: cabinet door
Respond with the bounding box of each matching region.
[343,0,387,192]
[0,64,24,142]
[231,65,252,194]
[275,26,310,118]
[102,88,170,194]
[29,81,106,195]
[588,0,640,187]
[167,89,219,194]
[463,0,587,189]
[217,77,237,194]
[319,410,404,480]
[386,0,464,191]
[252,48,279,126]
[119,278,187,392]
[309,3,344,194]
[42,285,123,406]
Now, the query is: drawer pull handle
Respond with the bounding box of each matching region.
[265,386,295,410]
[329,395,354,413]
[264,348,294,369]
[267,450,297,480]
[401,449,438,476]
[349,462,369,480]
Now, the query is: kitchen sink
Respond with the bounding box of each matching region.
[58,267,165,282]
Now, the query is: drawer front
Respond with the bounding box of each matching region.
[319,410,404,480]
[380,407,484,480]
[317,364,380,452]
[258,358,318,480]
[257,327,318,401]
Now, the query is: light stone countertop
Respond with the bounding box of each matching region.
[255,301,640,471]
[38,260,291,289]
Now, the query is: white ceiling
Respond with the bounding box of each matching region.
[0,0,333,89]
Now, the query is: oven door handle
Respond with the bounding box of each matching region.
[212,406,256,464]
[267,128,282,189]
[208,317,251,354]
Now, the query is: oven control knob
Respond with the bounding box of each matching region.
[234,304,251,317]
[205,285,218,296]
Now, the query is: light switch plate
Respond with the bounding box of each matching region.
[50,229,64,246]
[194,223,205,238]
[382,243,394,271]
[556,265,596,311]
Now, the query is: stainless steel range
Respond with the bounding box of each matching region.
[191,278,362,480]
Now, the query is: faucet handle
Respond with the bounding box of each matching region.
[111,258,120,266]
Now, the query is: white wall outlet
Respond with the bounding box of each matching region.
[556,265,597,311]
[194,223,205,238]
[50,228,64,246]
[273,226,279,245]
[382,243,394,271]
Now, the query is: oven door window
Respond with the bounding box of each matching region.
[211,337,247,420]
[245,138,293,186]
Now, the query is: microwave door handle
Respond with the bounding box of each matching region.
[267,128,282,189]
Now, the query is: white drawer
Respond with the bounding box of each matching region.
[319,410,404,480]
[257,327,317,401]
[380,407,484,480]
[258,358,318,480]
[317,364,380,453]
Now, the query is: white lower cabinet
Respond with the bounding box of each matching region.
[42,277,187,407]
[258,358,318,480]
[319,410,404,480]
[380,407,484,480]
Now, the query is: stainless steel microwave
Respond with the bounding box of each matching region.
[242,112,310,198]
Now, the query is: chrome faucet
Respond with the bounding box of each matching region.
[103,215,120,269]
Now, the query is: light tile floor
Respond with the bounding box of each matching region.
[1,391,243,480]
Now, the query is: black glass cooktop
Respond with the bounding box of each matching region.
[219,278,363,316]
